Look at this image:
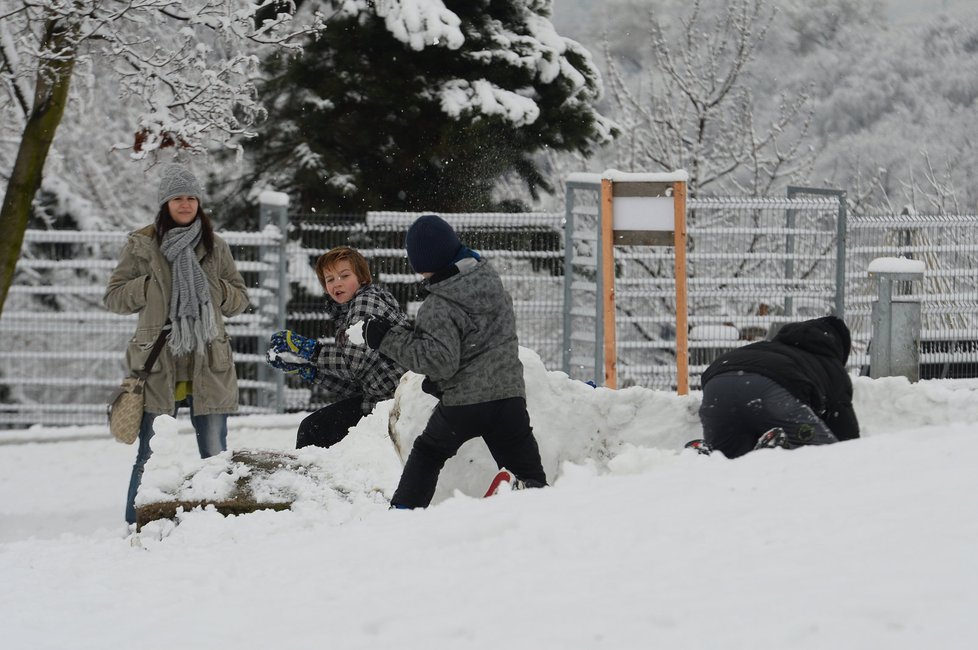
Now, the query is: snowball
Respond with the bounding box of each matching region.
[347,320,366,346]
[266,350,308,365]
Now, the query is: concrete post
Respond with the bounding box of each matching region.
[258,191,289,412]
[868,259,925,382]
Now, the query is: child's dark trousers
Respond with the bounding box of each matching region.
[391,396,547,508]
[295,395,363,449]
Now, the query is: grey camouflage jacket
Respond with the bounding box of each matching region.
[379,258,525,406]
[313,283,409,413]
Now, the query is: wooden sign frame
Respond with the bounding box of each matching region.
[600,173,689,394]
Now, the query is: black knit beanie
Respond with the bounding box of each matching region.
[405,214,462,273]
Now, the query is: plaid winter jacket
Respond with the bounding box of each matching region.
[379,258,525,406]
[312,283,409,414]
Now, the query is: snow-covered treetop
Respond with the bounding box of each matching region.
[350,0,612,135]
[1,0,614,225]
[247,0,616,212]
[1,0,328,159]
[348,0,466,51]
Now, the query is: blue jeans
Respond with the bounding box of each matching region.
[124,395,228,524]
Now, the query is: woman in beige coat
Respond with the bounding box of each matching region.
[104,163,249,525]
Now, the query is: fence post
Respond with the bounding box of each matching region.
[563,177,603,382]
[562,185,576,375]
[786,186,847,320]
[258,191,289,412]
[868,261,924,382]
[834,191,848,320]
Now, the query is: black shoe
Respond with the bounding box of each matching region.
[684,439,713,455]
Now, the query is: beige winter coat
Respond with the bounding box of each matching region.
[103,225,250,415]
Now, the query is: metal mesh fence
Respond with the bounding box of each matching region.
[0,230,282,428]
[846,213,978,379]
[565,184,978,390]
[610,195,845,390]
[3,197,977,430]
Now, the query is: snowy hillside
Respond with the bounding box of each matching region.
[2,350,977,649]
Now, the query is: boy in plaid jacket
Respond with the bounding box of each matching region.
[266,247,409,448]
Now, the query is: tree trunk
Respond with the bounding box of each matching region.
[0,18,77,318]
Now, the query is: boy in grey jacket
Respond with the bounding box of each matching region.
[364,214,547,508]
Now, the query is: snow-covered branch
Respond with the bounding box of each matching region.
[603,0,813,198]
[2,0,326,158]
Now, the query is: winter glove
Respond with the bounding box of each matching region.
[269,330,319,362]
[285,364,316,384]
[421,377,444,399]
[363,317,393,350]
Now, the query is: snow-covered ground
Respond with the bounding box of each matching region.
[2,349,977,649]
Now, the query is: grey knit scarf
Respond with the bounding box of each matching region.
[160,219,218,355]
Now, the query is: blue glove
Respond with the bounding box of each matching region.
[287,364,317,383]
[269,330,319,361]
[363,318,393,350]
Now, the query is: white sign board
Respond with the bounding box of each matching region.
[612,196,674,231]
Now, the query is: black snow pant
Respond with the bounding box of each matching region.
[699,373,838,459]
[390,397,548,509]
[295,395,364,449]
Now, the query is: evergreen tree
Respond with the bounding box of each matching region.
[246,0,617,212]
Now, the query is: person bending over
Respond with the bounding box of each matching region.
[698,315,860,458]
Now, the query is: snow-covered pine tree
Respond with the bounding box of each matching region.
[238,0,618,214]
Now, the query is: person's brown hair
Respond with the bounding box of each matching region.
[154,204,215,253]
[315,246,372,292]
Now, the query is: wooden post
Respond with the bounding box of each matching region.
[600,178,617,388]
[673,181,689,394]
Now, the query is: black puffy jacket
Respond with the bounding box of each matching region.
[701,316,860,441]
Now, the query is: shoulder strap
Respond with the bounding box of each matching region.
[136,321,171,379]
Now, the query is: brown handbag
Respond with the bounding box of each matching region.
[107,323,170,444]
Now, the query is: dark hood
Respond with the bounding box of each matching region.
[773,316,852,364]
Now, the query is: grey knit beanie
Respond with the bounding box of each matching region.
[158,163,203,207]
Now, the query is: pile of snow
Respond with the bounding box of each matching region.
[136,409,398,521]
[391,348,699,502]
[138,348,697,516]
[2,349,977,649]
